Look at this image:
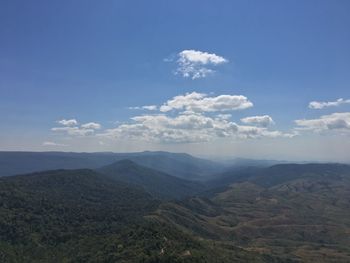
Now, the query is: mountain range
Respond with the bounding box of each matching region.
[0,151,349,262]
[0,151,225,180]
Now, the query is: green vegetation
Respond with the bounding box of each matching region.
[0,151,225,179]
[0,169,277,262]
[98,160,205,199]
[156,164,350,262]
[1,162,350,262]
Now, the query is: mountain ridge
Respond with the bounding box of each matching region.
[0,151,225,180]
[97,159,206,199]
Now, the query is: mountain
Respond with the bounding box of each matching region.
[0,169,162,262]
[2,161,349,262]
[250,163,350,187]
[0,151,118,176]
[0,151,225,180]
[215,157,290,167]
[4,162,347,262]
[206,163,350,191]
[155,163,350,262]
[0,168,280,262]
[97,159,206,199]
[205,166,263,191]
[0,168,158,227]
[110,151,226,180]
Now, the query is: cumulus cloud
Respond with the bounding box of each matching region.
[98,113,294,143]
[142,105,157,111]
[51,120,100,136]
[295,112,350,132]
[51,92,294,143]
[159,92,253,113]
[308,98,350,109]
[57,119,78,126]
[42,141,67,147]
[51,126,95,136]
[216,114,232,120]
[81,122,101,130]
[129,105,158,111]
[175,50,228,79]
[241,115,275,127]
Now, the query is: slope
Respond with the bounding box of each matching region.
[0,168,277,262]
[154,163,350,262]
[0,151,225,180]
[98,159,206,199]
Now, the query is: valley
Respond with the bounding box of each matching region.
[0,152,349,262]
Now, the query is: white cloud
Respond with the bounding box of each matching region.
[52,119,101,136]
[295,112,350,133]
[51,93,294,144]
[216,114,232,120]
[42,141,67,147]
[308,98,350,109]
[51,126,95,136]
[57,119,78,126]
[142,105,158,111]
[98,113,293,143]
[175,50,228,79]
[129,105,158,111]
[81,122,101,130]
[241,115,274,127]
[179,50,227,64]
[159,92,253,113]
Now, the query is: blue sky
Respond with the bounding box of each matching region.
[1,0,350,161]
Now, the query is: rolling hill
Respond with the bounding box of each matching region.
[0,168,283,262]
[154,163,350,262]
[1,160,350,262]
[110,151,225,180]
[0,151,225,180]
[97,159,206,200]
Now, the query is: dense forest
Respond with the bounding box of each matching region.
[0,152,350,262]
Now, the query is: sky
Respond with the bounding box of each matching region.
[1,0,350,162]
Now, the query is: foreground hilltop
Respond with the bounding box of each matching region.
[0,168,284,262]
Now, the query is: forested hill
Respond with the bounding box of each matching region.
[0,151,225,180]
[97,159,206,199]
[155,163,350,262]
[0,168,284,262]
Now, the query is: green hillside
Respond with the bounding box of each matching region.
[0,169,278,262]
[98,159,205,199]
[0,151,225,180]
[1,163,350,262]
[155,164,350,262]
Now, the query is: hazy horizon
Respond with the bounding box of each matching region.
[0,149,348,164]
